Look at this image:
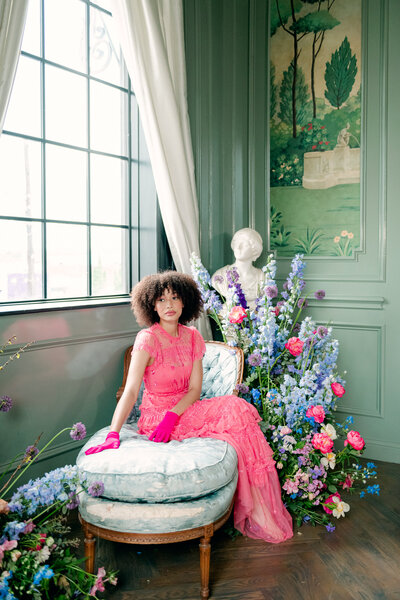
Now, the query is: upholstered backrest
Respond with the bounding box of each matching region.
[119,339,244,423]
[200,342,243,399]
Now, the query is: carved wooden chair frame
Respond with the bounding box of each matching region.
[80,340,244,599]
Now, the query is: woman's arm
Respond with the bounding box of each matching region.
[109,349,151,432]
[170,359,203,416]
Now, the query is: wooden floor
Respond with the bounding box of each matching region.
[73,460,400,600]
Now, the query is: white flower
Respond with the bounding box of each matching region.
[276,462,283,469]
[321,452,336,469]
[321,423,337,440]
[37,546,51,563]
[332,501,350,519]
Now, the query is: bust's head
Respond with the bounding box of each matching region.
[231,228,263,262]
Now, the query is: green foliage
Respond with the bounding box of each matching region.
[299,119,330,152]
[321,103,361,148]
[271,154,303,187]
[279,64,311,128]
[270,0,302,36]
[270,204,292,246]
[325,36,357,109]
[294,228,326,255]
[290,10,340,34]
[270,63,277,119]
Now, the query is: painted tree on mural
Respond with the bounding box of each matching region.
[290,1,340,118]
[325,36,357,109]
[270,63,278,119]
[279,64,310,127]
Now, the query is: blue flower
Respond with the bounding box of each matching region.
[33,565,54,585]
[251,389,261,401]
[366,462,376,469]
[366,484,380,496]
[325,523,335,532]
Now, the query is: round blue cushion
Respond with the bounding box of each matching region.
[77,424,238,503]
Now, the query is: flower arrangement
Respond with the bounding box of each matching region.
[1,339,117,599]
[191,253,379,531]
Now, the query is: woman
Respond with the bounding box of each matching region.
[85,271,293,543]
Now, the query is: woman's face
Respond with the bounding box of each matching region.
[154,288,184,324]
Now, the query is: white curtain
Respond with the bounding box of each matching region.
[112,0,211,337]
[112,0,200,276]
[0,0,29,135]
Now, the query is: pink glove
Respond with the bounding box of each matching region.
[149,411,179,443]
[85,431,120,455]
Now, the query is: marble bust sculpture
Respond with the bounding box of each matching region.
[211,228,265,309]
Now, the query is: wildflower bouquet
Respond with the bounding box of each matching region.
[191,253,379,531]
[1,340,117,599]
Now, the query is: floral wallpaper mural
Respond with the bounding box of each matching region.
[269,0,361,256]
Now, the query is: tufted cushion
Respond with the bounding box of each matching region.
[78,473,237,534]
[201,343,240,399]
[77,424,238,504]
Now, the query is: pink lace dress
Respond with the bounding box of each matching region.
[134,323,293,543]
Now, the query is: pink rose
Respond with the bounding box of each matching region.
[306,405,325,424]
[331,382,346,397]
[312,432,334,454]
[228,306,247,324]
[344,430,365,451]
[323,493,341,515]
[285,337,304,357]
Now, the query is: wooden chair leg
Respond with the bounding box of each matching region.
[199,534,212,599]
[83,526,96,574]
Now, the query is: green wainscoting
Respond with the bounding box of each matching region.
[184,0,400,463]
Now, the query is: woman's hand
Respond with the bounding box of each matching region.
[149,411,179,443]
[85,431,120,455]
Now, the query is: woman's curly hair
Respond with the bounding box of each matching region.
[130,271,203,326]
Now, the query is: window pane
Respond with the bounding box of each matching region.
[90,7,126,87]
[90,81,127,155]
[91,226,128,295]
[21,0,41,57]
[45,65,87,147]
[0,220,42,302]
[0,136,42,218]
[90,154,128,225]
[45,0,87,73]
[46,223,87,298]
[3,56,41,137]
[46,145,87,221]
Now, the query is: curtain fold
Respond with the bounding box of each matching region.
[112,0,211,337]
[112,0,200,276]
[0,0,29,135]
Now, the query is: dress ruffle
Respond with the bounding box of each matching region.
[135,324,293,544]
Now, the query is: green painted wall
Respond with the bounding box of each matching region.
[184,0,400,463]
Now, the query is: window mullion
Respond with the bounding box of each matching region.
[86,1,92,297]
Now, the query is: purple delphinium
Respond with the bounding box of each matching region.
[88,481,105,497]
[314,289,326,300]
[0,395,13,412]
[325,523,335,533]
[226,267,248,309]
[265,285,278,299]
[70,422,86,441]
[24,445,39,462]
